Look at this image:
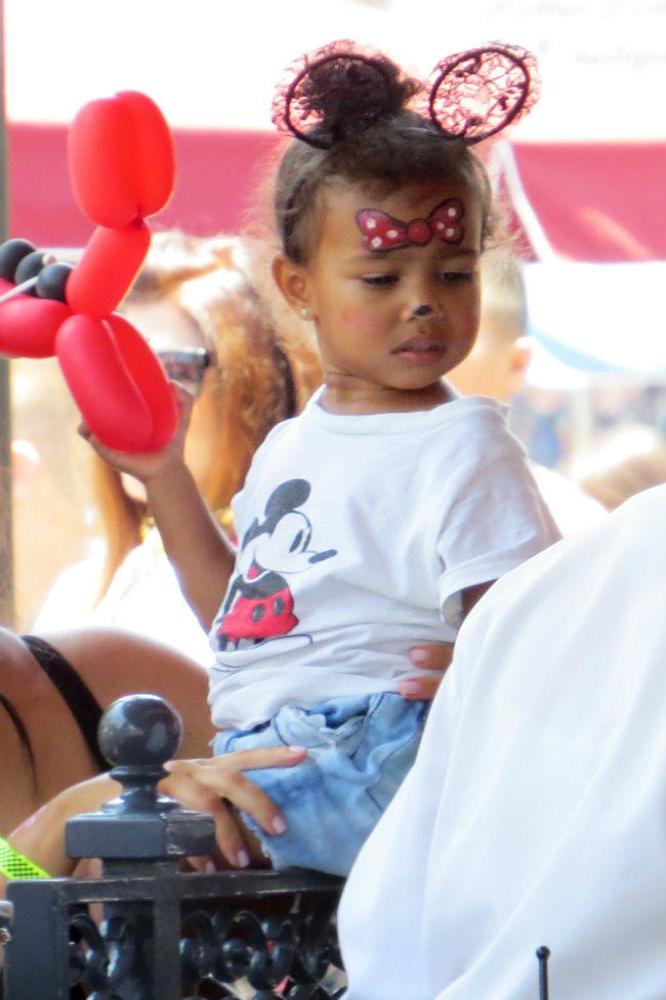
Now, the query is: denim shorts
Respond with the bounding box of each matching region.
[213,692,428,877]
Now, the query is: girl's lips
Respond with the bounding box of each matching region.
[393,330,446,352]
[392,334,447,363]
[391,341,447,366]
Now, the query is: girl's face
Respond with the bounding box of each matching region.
[277,178,482,413]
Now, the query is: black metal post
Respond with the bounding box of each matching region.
[537,945,551,999]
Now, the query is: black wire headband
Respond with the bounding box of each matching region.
[271,40,539,149]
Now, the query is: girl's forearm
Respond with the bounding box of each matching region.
[145,462,236,629]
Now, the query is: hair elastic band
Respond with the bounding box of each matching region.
[0,836,50,880]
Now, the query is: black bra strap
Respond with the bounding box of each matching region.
[21,635,107,772]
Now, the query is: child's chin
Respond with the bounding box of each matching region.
[386,367,449,392]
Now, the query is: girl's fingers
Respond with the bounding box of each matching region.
[207,796,252,868]
[159,771,248,868]
[188,768,288,838]
[195,745,307,773]
[164,746,308,843]
[184,747,307,834]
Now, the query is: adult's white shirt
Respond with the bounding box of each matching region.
[339,483,666,999]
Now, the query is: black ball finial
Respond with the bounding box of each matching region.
[67,694,215,861]
[97,694,183,769]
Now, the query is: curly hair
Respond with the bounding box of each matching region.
[271,42,495,264]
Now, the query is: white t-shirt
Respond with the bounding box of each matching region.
[209,389,559,730]
[339,484,666,999]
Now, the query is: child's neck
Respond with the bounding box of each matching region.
[320,377,453,415]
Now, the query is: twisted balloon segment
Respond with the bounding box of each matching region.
[0,91,178,453]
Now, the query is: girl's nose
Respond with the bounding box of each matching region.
[411,304,433,318]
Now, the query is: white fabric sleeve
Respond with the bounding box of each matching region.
[436,428,560,630]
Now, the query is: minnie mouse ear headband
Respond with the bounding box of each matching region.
[271,39,539,149]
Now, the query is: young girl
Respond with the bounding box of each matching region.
[85,41,560,876]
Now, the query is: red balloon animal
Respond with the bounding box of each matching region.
[0,91,178,452]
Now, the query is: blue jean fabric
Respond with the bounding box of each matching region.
[213,692,428,876]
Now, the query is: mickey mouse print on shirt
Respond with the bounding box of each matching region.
[216,479,337,654]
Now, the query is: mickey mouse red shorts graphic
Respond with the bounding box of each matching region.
[216,479,337,652]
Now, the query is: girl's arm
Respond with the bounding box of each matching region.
[80,383,235,630]
[143,460,236,630]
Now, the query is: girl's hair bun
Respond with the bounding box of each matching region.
[422,43,540,144]
[271,40,421,149]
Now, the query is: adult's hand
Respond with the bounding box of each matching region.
[398,643,454,701]
[398,585,492,700]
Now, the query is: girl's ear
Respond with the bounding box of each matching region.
[272,255,315,319]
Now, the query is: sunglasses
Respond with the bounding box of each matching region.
[154,347,213,397]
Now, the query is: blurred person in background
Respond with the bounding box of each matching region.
[31,231,322,664]
[574,418,666,511]
[10,356,94,629]
[447,246,606,537]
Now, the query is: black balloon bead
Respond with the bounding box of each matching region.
[0,238,37,282]
[13,250,49,292]
[36,262,74,302]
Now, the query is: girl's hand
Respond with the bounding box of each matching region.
[398,643,455,701]
[163,744,308,869]
[78,381,194,484]
[1,745,307,895]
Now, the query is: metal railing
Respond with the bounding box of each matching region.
[2,694,345,999]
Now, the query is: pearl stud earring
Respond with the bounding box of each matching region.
[300,307,312,320]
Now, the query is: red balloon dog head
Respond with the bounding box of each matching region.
[0,91,179,452]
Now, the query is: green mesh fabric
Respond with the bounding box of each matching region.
[0,838,49,879]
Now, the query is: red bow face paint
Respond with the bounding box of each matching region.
[356,198,465,252]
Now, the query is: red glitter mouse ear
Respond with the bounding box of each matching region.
[424,43,540,144]
[271,40,402,150]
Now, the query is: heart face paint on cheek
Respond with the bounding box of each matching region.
[356,198,465,252]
